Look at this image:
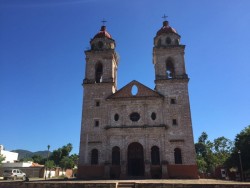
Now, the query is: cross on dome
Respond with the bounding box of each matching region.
[101,19,107,26]
[162,14,168,21]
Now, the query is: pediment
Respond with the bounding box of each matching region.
[107,80,163,100]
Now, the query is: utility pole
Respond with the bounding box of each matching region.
[238,150,244,181]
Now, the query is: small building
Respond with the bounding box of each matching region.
[0,145,18,163]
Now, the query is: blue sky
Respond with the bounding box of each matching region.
[0,0,250,155]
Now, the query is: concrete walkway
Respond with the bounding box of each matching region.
[24,178,250,184]
[1,179,250,188]
[1,178,250,185]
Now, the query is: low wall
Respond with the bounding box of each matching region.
[0,182,116,188]
[77,164,198,179]
[1,182,250,188]
[0,167,44,178]
[78,165,105,179]
[167,164,198,179]
[110,165,121,179]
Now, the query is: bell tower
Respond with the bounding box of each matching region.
[152,19,197,169]
[79,24,119,168]
[84,24,119,93]
[153,20,188,94]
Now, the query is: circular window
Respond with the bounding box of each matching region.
[151,112,156,120]
[166,37,171,45]
[114,114,119,121]
[131,85,138,96]
[130,112,140,122]
[98,41,103,49]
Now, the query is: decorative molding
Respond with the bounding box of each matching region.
[105,124,168,130]
[88,141,102,144]
[169,139,184,143]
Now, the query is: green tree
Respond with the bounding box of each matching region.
[49,143,73,166]
[196,155,207,173]
[70,154,79,167]
[198,132,208,143]
[32,154,45,164]
[61,143,73,157]
[59,156,74,169]
[0,154,5,164]
[195,132,215,173]
[195,132,232,174]
[45,160,55,169]
[213,136,233,167]
[226,125,250,172]
[50,148,62,165]
[20,157,33,162]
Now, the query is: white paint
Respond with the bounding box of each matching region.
[0,145,18,163]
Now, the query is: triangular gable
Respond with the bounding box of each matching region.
[107,80,163,100]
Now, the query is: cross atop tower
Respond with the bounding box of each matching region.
[101,18,107,26]
[162,14,168,21]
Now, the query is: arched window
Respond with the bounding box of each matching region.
[151,146,160,165]
[175,39,179,45]
[95,63,103,83]
[91,149,98,165]
[98,41,103,49]
[174,148,182,164]
[157,39,162,47]
[114,113,119,121]
[112,146,120,165]
[166,59,175,79]
[166,37,171,45]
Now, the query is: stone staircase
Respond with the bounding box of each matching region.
[117,182,135,188]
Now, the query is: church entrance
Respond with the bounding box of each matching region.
[127,142,144,177]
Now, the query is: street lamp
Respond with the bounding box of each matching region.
[45,145,50,180]
[238,150,244,181]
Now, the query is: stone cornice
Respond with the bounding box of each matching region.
[155,77,189,84]
[169,139,185,142]
[104,124,168,130]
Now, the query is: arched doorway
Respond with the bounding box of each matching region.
[127,142,144,176]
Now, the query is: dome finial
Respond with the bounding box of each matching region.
[101,18,107,31]
[162,14,169,27]
[93,19,112,39]
[101,18,107,26]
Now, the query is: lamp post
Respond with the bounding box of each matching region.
[238,150,244,181]
[45,145,50,180]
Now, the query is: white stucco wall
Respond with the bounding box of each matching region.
[1,161,33,168]
[0,145,18,163]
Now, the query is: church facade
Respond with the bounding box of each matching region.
[78,20,198,179]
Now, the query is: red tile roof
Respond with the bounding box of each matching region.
[93,26,112,39]
[156,21,178,36]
